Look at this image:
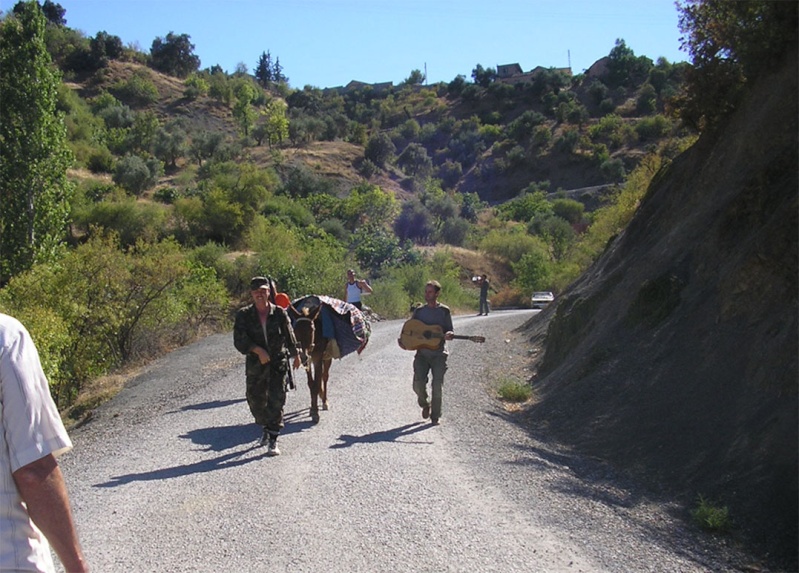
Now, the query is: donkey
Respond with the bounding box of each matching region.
[289,300,333,424]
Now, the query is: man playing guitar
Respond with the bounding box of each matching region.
[397,280,454,425]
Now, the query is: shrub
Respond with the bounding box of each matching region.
[497,378,533,402]
[599,98,616,115]
[359,158,378,179]
[497,189,551,222]
[153,186,181,204]
[635,115,672,141]
[361,278,410,319]
[98,104,134,129]
[319,218,349,242]
[512,238,553,291]
[636,83,658,114]
[183,74,209,99]
[531,125,552,148]
[394,200,434,243]
[490,285,527,308]
[552,198,585,224]
[505,145,527,168]
[87,147,115,173]
[479,229,546,263]
[110,70,160,106]
[0,235,227,407]
[554,128,580,153]
[364,132,396,168]
[691,495,732,532]
[77,199,169,247]
[437,159,462,190]
[113,154,162,195]
[437,217,470,246]
[600,158,626,182]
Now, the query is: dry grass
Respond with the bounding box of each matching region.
[62,367,143,428]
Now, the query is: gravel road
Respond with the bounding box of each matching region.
[55,310,748,572]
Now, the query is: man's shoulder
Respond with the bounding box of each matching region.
[235,304,255,319]
[438,303,451,313]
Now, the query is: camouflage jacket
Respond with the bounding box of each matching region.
[233,304,299,371]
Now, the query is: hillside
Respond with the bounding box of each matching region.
[68,57,683,206]
[519,47,798,569]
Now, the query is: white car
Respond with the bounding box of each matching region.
[531,291,555,309]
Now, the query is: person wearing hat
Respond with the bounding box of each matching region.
[233,277,301,455]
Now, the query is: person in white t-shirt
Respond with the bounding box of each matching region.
[344,269,372,310]
[0,313,88,572]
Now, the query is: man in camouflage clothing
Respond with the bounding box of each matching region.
[234,277,300,455]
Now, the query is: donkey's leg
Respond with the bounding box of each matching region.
[320,358,332,410]
[306,366,320,423]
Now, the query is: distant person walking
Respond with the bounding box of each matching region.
[345,269,372,310]
[233,277,301,455]
[477,274,490,315]
[397,280,453,425]
[0,313,89,572]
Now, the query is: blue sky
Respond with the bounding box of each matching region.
[31,0,687,89]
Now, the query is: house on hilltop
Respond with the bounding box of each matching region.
[496,62,572,85]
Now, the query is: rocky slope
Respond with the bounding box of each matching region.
[520,47,798,569]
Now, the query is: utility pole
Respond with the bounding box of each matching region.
[424,62,427,85]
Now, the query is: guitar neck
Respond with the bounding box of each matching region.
[452,335,473,341]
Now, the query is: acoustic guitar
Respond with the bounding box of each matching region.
[400,319,485,351]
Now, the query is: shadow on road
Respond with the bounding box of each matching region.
[170,398,246,413]
[330,422,432,449]
[92,423,276,487]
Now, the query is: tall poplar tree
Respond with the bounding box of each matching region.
[0,1,73,282]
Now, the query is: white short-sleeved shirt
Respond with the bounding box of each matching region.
[0,313,73,572]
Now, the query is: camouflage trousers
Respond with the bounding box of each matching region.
[245,361,288,435]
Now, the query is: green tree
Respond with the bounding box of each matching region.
[394,200,434,243]
[113,155,162,195]
[606,39,653,88]
[254,50,272,88]
[397,142,433,177]
[41,0,66,25]
[261,99,289,147]
[403,69,425,86]
[0,1,74,282]
[183,73,209,99]
[676,0,798,131]
[88,30,123,69]
[364,132,396,168]
[497,189,551,222]
[551,198,584,224]
[232,81,256,136]
[353,224,414,273]
[154,123,187,168]
[529,214,576,262]
[471,64,497,87]
[150,31,200,78]
[338,184,397,230]
[512,241,553,292]
[189,131,224,166]
[273,56,287,84]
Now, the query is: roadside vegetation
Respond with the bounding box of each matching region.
[496,377,533,403]
[691,495,733,532]
[2,0,791,413]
